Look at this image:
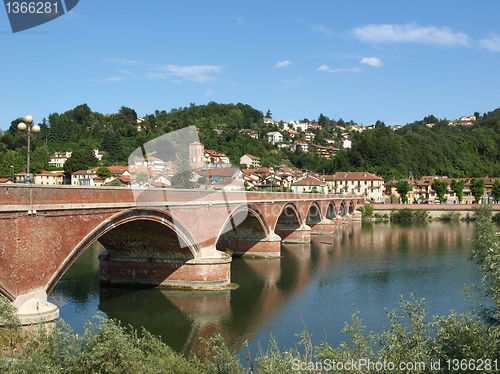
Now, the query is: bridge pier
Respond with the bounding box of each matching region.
[276,222,311,244]
[310,218,335,235]
[351,212,362,221]
[10,290,59,325]
[98,245,232,290]
[217,230,282,258]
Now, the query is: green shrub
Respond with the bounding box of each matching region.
[361,203,375,217]
[391,208,428,221]
[492,211,500,222]
[440,212,461,221]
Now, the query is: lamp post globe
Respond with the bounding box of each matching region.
[24,115,34,124]
[17,122,27,131]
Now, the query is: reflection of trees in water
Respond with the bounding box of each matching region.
[51,242,103,309]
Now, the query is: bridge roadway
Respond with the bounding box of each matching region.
[0,184,364,324]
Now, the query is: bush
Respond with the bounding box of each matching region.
[440,212,461,221]
[360,203,374,217]
[492,211,500,222]
[391,208,428,221]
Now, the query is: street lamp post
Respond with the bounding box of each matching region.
[17,115,40,183]
[10,165,14,183]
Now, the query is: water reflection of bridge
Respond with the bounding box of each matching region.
[98,242,329,355]
[98,224,361,355]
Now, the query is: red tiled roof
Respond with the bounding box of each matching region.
[325,172,384,181]
[291,176,326,186]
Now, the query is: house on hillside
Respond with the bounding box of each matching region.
[49,151,72,168]
[266,131,283,145]
[240,129,259,139]
[340,139,352,149]
[290,141,308,153]
[303,131,315,142]
[240,154,261,168]
[205,150,230,164]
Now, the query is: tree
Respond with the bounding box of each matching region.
[63,147,98,174]
[96,167,111,179]
[396,180,412,203]
[136,171,149,184]
[470,178,485,204]
[318,113,329,128]
[451,179,465,203]
[265,109,272,119]
[431,179,448,202]
[492,180,500,204]
[118,106,138,125]
[171,171,194,189]
[101,127,124,164]
[110,178,122,186]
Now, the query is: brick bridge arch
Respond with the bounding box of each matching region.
[47,208,199,295]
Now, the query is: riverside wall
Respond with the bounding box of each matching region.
[371,203,500,219]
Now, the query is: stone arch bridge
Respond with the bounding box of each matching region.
[0,185,363,324]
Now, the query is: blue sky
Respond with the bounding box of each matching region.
[1,0,500,130]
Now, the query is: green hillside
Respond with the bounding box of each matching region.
[1,102,500,180]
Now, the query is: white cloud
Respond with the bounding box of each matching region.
[478,34,500,52]
[276,60,292,68]
[318,65,362,73]
[103,60,223,83]
[352,23,471,47]
[89,76,125,83]
[103,59,143,66]
[275,77,305,88]
[154,65,223,83]
[311,24,334,38]
[360,57,383,67]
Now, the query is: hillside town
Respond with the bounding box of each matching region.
[4,112,499,205]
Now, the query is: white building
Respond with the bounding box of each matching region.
[290,140,308,153]
[266,131,283,145]
[340,139,352,149]
[240,154,261,168]
[289,120,310,132]
[324,172,385,203]
[48,151,72,168]
[134,156,165,171]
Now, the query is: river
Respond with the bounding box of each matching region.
[51,220,483,356]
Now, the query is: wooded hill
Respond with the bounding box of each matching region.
[1,102,500,180]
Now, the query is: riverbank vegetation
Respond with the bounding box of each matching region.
[390,208,429,221]
[439,212,462,221]
[1,207,500,373]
